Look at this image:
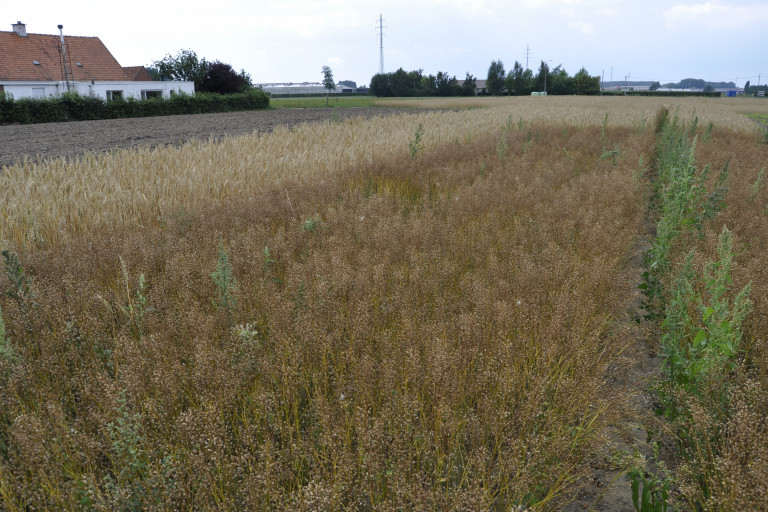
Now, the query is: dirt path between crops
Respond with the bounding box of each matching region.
[0,107,417,169]
[562,224,674,512]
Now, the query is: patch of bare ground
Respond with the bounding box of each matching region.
[0,107,417,168]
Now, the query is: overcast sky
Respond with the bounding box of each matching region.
[10,0,768,87]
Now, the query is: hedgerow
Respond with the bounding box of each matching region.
[0,89,269,125]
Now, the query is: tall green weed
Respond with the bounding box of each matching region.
[211,238,237,315]
[640,117,728,318]
[659,228,752,416]
[0,305,13,364]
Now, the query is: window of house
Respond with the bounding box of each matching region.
[32,87,45,98]
[0,85,5,93]
[141,90,162,99]
[106,90,123,101]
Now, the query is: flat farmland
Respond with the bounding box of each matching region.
[0,107,413,169]
[0,96,767,510]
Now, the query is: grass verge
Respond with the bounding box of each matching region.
[270,96,381,109]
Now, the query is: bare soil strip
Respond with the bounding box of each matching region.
[563,230,670,511]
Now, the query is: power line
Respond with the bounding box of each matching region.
[376,14,386,75]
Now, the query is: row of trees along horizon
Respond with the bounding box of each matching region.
[370,60,600,97]
[149,50,764,98]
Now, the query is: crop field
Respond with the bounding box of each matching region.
[0,96,767,510]
[270,96,380,109]
[0,107,415,169]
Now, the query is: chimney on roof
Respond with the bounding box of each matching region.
[58,24,71,93]
[12,21,27,37]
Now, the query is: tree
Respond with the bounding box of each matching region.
[486,60,506,96]
[535,60,550,93]
[571,68,601,95]
[369,73,391,97]
[506,61,532,96]
[461,73,477,96]
[422,74,437,96]
[411,69,428,96]
[435,71,459,96]
[744,80,751,94]
[650,81,661,91]
[145,66,161,81]
[338,80,357,89]
[153,49,209,91]
[549,66,571,95]
[390,68,411,97]
[522,68,534,94]
[322,66,335,105]
[201,61,251,94]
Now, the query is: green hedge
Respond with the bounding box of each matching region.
[0,89,270,125]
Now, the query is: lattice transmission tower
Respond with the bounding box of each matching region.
[377,14,386,74]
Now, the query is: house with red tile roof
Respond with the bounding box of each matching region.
[0,21,194,100]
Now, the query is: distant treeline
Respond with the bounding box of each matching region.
[369,69,478,97]
[369,60,601,97]
[602,90,723,98]
[487,60,601,96]
[744,81,768,95]
[663,78,736,89]
[603,79,739,91]
[0,89,269,125]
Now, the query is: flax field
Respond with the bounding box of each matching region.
[0,96,767,510]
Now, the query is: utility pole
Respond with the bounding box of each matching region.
[524,44,532,70]
[377,14,386,75]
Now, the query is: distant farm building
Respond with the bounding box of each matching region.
[457,79,487,95]
[0,21,194,100]
[257,82,357,96]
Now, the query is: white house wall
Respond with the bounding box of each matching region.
[1,82,61,98]
[1,81,195,100]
